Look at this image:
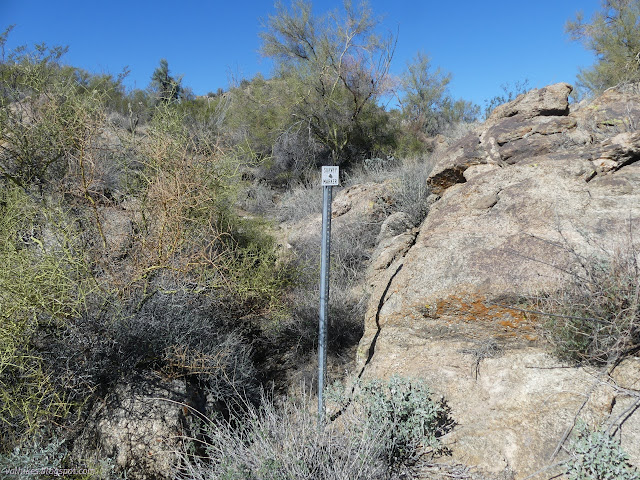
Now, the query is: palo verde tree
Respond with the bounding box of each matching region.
[0,26,105,191]
[567,0,640,94]
[260,0,396,166]
[399,51,478,136]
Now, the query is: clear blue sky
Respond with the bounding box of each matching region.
[1,0,600,108]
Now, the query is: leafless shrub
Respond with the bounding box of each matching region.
[107,111,129,131]
[264,125,326,186]
[342,156,400,185]
[609,81,640,97]
[38,288,261,430]
[439,120,480,142]
[392,157,434,227]
[460,339,502,379]
[240,181,277,216]
[536,234,640,365]
[342,155,434,228]
[271,219,378,359]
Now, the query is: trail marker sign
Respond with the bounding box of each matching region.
[318,165,338,429]
[321,166,339,186]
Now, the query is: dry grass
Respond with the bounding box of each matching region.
[176,376,452,480]
[176,390,389,480]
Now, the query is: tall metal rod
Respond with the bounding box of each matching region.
[318,184,332,428]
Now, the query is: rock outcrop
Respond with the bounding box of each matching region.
[73,374,208,480]
[358,84,640,478]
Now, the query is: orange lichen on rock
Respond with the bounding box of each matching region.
[432,292,535,333]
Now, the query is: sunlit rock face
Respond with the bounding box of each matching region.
[358,83,640,478]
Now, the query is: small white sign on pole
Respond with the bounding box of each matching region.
[318,164,338,428]
[321,166,339,186]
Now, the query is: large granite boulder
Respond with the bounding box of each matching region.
[428,82,640,195]
[357,84,640,479]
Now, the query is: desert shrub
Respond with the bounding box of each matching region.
[121,88,154,130]
[150,58,185,105]
[59,291,261,404]
[0,437,65,479]
[0,435,121,480]
[331,218,381,285]
[344,156,400,185]
[394,129,430,157]
[71,68,129,115]
[339,155,393,186]
[177,391,388,480]
[239,181,277,216]
[0,74,293,456]
[222,74,296,165]
[538,240,640,365]
[177,376,450,480]
[264,126,326,187]
[439,120,480,142]
[565,423,638,480]
[391,157,434,227]
[280,282,366,359]
[280,276,367,359]
[177,93,231,155]
[329,375,453,467]
[347,155,434,227]
[272,215,379,359]
[110,102,293,312]
[41,114,290,414]
[0,33,108,191]
[0,187,92,450]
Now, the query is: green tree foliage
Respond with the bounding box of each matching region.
[399,51,479,136]
[151,58,183,104]
[260,0,396,165]
[223,73,296,159]
[567,0,640,94]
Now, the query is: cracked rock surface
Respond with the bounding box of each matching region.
[357,84,640,479]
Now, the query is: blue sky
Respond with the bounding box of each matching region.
[1,0,600,108]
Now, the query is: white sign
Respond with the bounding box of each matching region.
[321,166,339,186]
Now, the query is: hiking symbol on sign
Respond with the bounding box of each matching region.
[321,166,339,186]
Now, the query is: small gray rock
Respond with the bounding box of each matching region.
[377,211,412,243]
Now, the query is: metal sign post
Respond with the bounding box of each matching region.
[318,166,338,428]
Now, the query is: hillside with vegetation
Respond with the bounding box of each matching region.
[1,1,639,479]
